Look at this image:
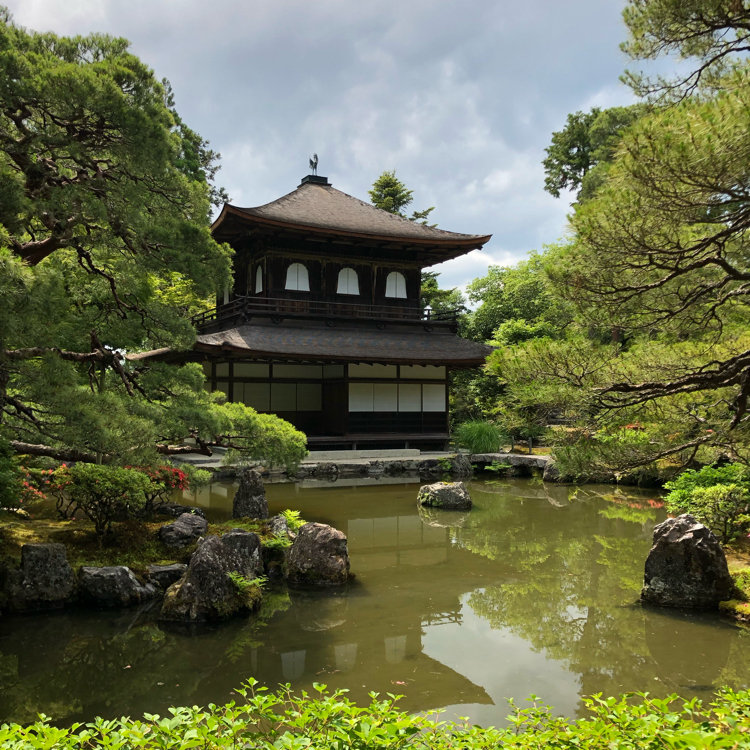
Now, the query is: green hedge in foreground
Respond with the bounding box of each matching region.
[3,680,750,749]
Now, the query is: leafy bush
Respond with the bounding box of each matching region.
[1,681,750,749]
[131,465,191,514]
[664,464,750,543]
[51,463,152,539]
[454,420,507,454]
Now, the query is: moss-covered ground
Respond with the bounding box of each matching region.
[0,503,283,581]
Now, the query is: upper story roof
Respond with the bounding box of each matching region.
[212,175,491,263]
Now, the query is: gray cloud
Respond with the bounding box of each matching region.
[8,0,649,288]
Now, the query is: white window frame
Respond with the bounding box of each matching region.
[337,267,359,295]
[385,271,407,299]
[285,262,310,292]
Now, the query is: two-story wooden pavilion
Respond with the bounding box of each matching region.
[145,173,492,450]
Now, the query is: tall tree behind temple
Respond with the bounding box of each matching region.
[369,170,435,224]
[543,105,645,203]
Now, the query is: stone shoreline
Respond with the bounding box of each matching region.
[207,451,551,483]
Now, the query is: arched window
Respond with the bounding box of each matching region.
[255,265,263,293]
[336,267,359,295]
[385,271,407,299]
[285,262,310,292]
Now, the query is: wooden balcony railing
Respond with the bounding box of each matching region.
[192,295,459,332]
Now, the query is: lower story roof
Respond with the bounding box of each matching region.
[129,323,493,367]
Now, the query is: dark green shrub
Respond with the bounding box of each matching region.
[664,464,750,543]
[52,463,152,539]
[454,420,507,454]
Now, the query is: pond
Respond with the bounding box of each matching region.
[1,477,749,727]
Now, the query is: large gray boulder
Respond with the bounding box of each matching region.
[159,512,207,548]
[233,468,268,519]
[4,543,76,612]
[641,514,734,609]
[160,530,263,621]
[285,523,350,587]
[78,566,158,608]
[418,481,472,510]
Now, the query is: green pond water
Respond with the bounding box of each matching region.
[2,477,750,727]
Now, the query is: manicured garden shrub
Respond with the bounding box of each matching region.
[664,464,750,543]
[51,463,152,539]
[134,464,191,513]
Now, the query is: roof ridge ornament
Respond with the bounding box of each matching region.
[309,153,318,175]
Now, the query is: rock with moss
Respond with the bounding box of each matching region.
[267,514,291,539]
[3,543,76,612]
[641,514,733,609]
[418,481,472,510]
[160,531,263,621]
[78,566,158,609]
[159,512,207,548]
[285,523,350,587]
[232,468,268,519]
[147,563,188,590]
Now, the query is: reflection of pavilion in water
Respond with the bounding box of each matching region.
[200,486,491,708]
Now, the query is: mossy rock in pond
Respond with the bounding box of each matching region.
[285,523,350,587]
[160,531,263,622]
[417,481,472,510]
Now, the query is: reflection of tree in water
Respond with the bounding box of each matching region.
[0,590,294,725]
[452,482,747,708]
[1,610,182,724]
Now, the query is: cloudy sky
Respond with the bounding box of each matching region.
[7,0,648,290]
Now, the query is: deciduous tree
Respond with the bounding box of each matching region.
[542,105,645,202]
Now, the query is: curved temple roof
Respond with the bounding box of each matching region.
[193,323,493,366]
[129,322,493,367]
[212,178,491,254]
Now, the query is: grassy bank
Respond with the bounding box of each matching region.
[2,681,750,749]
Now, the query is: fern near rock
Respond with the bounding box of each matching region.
[285,523,350,587]
[232,468,268,519]
[641,514,733,609]
[418,481,472,510]
[160,531,263,621]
